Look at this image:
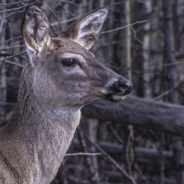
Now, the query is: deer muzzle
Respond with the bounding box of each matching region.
[101,78,133,102]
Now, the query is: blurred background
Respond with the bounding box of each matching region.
[1,0,184,184]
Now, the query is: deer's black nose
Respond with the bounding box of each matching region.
[118,80,133,95]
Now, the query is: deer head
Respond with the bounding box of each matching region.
[21,6,133,111]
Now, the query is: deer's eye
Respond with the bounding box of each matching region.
[61,58,77,66]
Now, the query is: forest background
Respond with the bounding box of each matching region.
[1,0,184,184]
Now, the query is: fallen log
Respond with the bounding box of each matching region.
[99,141,172,163]
[104,171,176,184]
[71,141,173,165]
[82,95,184,135]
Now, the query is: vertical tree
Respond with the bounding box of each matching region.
[0,0,7,125]
[142,1,152,98]
[122,1,135,183]
[123,0,132,81]
[162,0,184,183]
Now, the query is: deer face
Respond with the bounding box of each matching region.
[22,6,132,109]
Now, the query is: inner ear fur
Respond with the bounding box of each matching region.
[22,6,50,61]
[61,8,108,49]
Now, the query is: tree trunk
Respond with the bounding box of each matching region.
[142,1,152,98]
[122,2,134,182]
[0,0,7,126]
[82,95,184,135]
[123,0,132,81]
[163,1,183,183]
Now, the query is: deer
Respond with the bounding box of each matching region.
[0,5,133,184]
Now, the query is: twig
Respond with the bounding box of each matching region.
[65,152,102,157]
[135,163,148,184]
[0,40,24,51]
[51,16,81,26]
[84,135,137,184]
[108,122,124,144]
[163,61,183,67]
[0,101,16,105]
[154,80,181,100]
[0,45,25,51]
[0,36,22,45]
[160,132,165,184]
[61,0,87,7]
[5,9,25,19]
[3,60,23,68]
[7,40,23,47]
[124,126,134,177]
[100,20,148,34]
[78,128,100,184]
[0,0,37,13]
[0,0,32,6]
[68,175,89,184]
[0,51,26,63]
[42,3,61,35]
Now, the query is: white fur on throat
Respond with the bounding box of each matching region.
[53,108,81,128]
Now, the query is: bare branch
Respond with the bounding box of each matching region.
[65,152,102,157]
[3,60,23,68]
[0,0,32,6]
[0,51,26,63]
[100,20,149,34]
[84,135,137,184]
[154,80,181,100]
[108,122,124,144]
[0,36,22,45]
[0,0,37,13]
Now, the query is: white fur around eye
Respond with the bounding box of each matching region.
[59,53,87,76]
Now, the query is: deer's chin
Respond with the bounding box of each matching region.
[103,93,126,102]
[111,94,126,102]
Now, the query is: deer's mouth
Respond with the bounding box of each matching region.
[102,93,126,102]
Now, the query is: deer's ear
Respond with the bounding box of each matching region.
[62,8,108,49]
[22,6,50,61]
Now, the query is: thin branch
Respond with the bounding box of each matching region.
[0,36,22,45]
[8,40,23,47]
[100,20,149,34]
[51,16,81,26]
[3,60,23,68]
[84,135,137,184]
[106,0,147,9]
[42,3,62,35]
[0,0,32,6]
[0,40,24,50]
[0,0,37,13]
[124,126,134,177]
[0,51,26,63]
[163,61,184,67]
[5,9,25,19]
[61,0,87,7]
[108,123,124,144]
[68,175,89,184]
[154,80,181,100]
[65,152,102,157]
[0,45,25,51]
[78,128,100,184]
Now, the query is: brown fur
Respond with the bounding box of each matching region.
[0,6,132,184]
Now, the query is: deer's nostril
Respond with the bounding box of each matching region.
[119,81,133,95]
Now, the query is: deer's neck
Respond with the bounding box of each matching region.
[1,67,81,184]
